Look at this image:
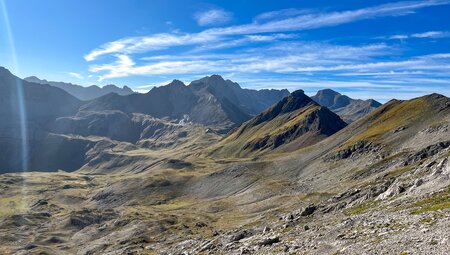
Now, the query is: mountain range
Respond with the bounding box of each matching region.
[1,66,449,254]
[81,75,290,129]
[24,76,134,100]
[0,68,289,172]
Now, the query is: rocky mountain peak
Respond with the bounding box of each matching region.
[246,90,316,128]
[190,75,241,91]
[24,75,43,83]
[167,79,186,87]
[102,84,133,92]
[277,89,314,113]
[316,88,340,97]
[312,89,381,123]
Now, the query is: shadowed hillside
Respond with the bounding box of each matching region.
[0,67,82,172]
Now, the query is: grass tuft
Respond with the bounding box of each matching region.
[410,189,450,214]
[344,200,380,215]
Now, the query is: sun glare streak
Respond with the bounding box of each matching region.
[1,0,29,211]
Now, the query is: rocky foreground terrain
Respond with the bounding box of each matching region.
[0,67,449,255]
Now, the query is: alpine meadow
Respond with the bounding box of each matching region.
[0,0,450,254]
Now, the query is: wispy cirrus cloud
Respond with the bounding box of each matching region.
[82,1,450,101]
[84,0,450,62]
[68,72,83,79]
[194,8,233,26]
[253,8,312,22]
[389,30,450,40]
[88,43,450,80]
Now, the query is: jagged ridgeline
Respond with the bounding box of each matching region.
[24,76,134,100]
[0,68,289,172]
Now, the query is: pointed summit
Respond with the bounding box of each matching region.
[190,74,241,91]
[189,75,289,118]
[211,91,347,157]
[249,90,313,126]
[168,79,186,87]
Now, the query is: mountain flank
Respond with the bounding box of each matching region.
[211,90,347,157]
[0,67,83,171]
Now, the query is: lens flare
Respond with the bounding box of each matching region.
[1,0,28,171]
[1,0,29,212]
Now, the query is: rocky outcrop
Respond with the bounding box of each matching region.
[404,141,450,165]
[326,140,381,161]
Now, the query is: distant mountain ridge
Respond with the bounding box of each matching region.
[312,89,381,123]
[0,67,290,172]
[24,76,134,100]
[82,75,290,130]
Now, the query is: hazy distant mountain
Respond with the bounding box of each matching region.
[24,76,134,100]
[82,75,289,130]
[312,89,381,123]
[189,75,290,116]
[211,90,347,157]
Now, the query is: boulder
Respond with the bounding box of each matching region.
[259,236,280,246]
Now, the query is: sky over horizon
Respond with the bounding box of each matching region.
[1,0,450,102]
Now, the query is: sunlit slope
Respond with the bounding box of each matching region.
[210,90,347,158]
[340,93,450,148]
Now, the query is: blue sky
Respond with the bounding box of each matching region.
[1,0,450,102]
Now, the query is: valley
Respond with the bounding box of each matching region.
[0,67,449,255]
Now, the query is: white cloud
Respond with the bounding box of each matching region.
[68,72,83,79]
[201,0,450,35]
[253,8,311,22]
[89,54,229,81]
[83,0,450,101]
[85,0,450,61]
[135,80,173,89]
[87,40,450,83]
[389,30,450,40]
[191,33,298,52]
[88,42,394,80]
[84,33,218,61]
[411,31,449,38]
[194,9,233,26]
[134,89,151,94]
